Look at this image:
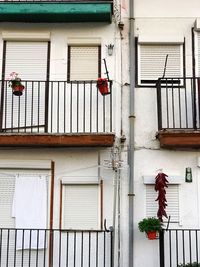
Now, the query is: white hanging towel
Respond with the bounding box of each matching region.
[12,175,47,250]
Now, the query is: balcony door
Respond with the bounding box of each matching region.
[1,41,50,133]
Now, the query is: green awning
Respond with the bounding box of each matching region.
[0,2,112,23]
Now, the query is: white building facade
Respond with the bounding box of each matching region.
[0,2,129,266]
[132,1,200,267]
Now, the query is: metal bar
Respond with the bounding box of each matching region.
[81,231,83,267]
[64,82,66,133]
[157,79,162,130]
[96,81,99,132]
[70,82,72,133]
[74,232,76,267]
[31,81,34,133]
[45,80,50,133]
[6,229,10,267]
[89,232,91,267]
[57,82,60,133]
[59,230,61,267]
[192,77,197,129]
[169,230,172,267]
[90,82,92,133]
[37,82,41,132]
[110,81,113,132]
[66,232,69,267]
[182,230,185,266]
[0,41,7,132]
[176,230,178,267]
[77,82,79,133]
[0,229,2,267]
[83,82,86,133]
[14,230,17,267]
[159,230,165,267]
[29,230,32,267]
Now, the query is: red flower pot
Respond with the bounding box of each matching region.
[97,78,110,95]
[146,231,157,240]
[12,85,25,96]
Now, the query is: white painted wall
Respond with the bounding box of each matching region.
[0,19,129,267]
[130,1,200,266]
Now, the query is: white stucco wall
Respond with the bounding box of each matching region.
[0,19,130,267]
[130,2,200,267]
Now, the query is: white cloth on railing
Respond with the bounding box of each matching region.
[12,175,47,250]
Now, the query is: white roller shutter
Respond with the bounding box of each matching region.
[3,42,48,131]
[196,32,200,76]
[138,44,183,85]
[0,176,15,227]
[63,184,99,229]
[146,184,179,222]
[5,41,48,80]
[69,46,99,81]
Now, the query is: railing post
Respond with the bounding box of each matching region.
[159,229,165,267]
[192,77,197,129]
[44,80,49,133]
[156,79,162,130]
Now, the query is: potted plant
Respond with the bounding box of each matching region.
[178,263,200,267]
[8,72,25,96]
[138,217,162,240]
[97,78,110,95]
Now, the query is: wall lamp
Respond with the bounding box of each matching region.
[106,44,114,56]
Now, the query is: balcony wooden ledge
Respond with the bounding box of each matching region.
[0,133,115,148]
[157,130,200,149]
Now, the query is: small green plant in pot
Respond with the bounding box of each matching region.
[138,217,162,240]
[178,263,200,267]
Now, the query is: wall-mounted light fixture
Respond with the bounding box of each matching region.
[185,167,192,182]
[106,44,114,56]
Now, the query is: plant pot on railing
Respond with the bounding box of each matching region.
[138,217,162,240]
[97,78,110,95]
[12,84,25,96]
[8,72,25,96]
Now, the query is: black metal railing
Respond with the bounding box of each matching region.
[0,80,113,134]
[159,229,200,267]
[0,228,113,267]
[157,77,200,131]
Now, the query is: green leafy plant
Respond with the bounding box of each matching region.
[138,217,162,233]
[178,263,200,267]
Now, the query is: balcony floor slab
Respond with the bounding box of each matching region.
[0,133,115,148]
[157,130,200,149]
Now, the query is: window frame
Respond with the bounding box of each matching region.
[136,37,186,87]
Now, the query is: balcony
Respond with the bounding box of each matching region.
[0,80,115,147]
[156,77,200,149]
[0,0,112,23]
[0,228,113,267]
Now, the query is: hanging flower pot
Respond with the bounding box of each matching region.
[7,72,25,96]
[97,78,110,95]
[146,231,157,240]
[12,84,25,96]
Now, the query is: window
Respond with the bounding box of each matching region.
[62,183,101,230]
[137,40,184,86]
[146,184,179,223]
[67,46,101,81]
